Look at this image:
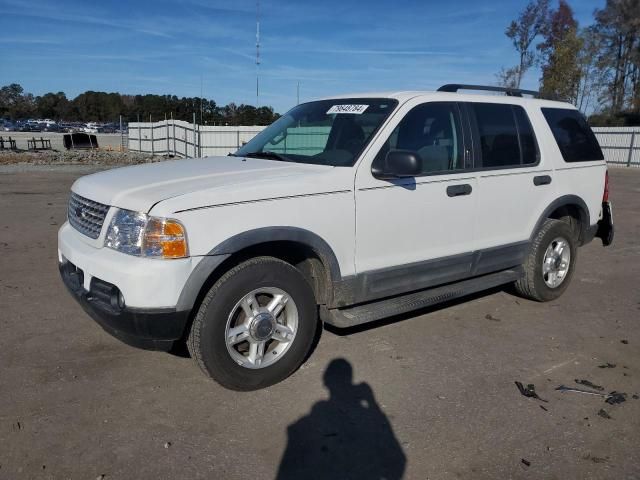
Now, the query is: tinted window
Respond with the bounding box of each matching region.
[473,103,538,168]
[514,106,538,164]
[542,108,604,162]
[374,102,464,174]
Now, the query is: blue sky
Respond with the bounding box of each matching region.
[0,0,604,113]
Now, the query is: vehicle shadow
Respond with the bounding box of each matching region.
[276,358,406,480]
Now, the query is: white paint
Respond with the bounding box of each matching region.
[59,89,609,310]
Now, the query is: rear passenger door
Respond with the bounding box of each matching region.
[468,102,556,258]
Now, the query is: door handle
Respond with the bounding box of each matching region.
[446,184,472,197]
[533,175,552,186]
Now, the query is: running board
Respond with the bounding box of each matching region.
[321,268,523,328]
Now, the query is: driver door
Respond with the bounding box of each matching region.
[354,101,477,302]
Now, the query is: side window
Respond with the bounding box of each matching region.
[472,103,539,168]
[514,106,539,165]
[541,108,604,162]
[374,102,464,174]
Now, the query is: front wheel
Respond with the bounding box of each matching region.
[515,219,577,302]
[187,257,318,391]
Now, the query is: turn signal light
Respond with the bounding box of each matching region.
[143,218,188,259]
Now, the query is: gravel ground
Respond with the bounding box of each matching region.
[0,149,161,166]
[0,166,639,479]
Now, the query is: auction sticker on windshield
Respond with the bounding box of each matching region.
[327,104,369,114]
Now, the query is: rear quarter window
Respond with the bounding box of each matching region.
[541,108,604,162]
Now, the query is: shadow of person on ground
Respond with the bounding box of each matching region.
[276,358,406,480]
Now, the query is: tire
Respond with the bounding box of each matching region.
[514,219,578,302]
[187,256,318,391]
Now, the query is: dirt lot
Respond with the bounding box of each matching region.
[1,166,639,480]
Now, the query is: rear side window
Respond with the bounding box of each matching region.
[541,108,604,162]
[472,103,539,168]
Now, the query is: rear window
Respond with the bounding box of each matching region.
[541,108,604,162]
[472,103,539,168]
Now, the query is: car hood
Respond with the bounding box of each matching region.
[71,156,351,214]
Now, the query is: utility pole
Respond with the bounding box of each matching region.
[200,74,204,124]
[296,81,300,105]
[256,0,260,108]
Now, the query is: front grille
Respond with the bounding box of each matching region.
[68,192,110,239]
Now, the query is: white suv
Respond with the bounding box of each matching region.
[58,84,614,390]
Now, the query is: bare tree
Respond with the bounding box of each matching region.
[496,67,520,88]
[575,26,605,113]
[538,0,582,102]
[504,0,550,88]
[593,0,640,113]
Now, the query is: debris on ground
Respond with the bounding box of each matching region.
[556,385,604,397]
[597,409,612,419]
[598,362,617,369]
[515,381,548,402]
[605,392,627,405]
[633,394,639,400]
[620,340,629,344]
[575,379,604,391]
[539,405,548,412]
[485,314,501,321]
[556,385,627,405]
[164,442,172,449]
[584,454,609,464]
[521,459,531,467]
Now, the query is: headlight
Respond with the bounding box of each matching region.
[104,209,188,259]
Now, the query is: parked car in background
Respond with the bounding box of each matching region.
[19,122,42,132]
[1,120,16,131]
[84,123,99,134]
[43,123,61,132]
[59,123,80,133]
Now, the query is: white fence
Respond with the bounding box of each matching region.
[127,121,640,167]
[127,120,265,158]
[592,127,640,168]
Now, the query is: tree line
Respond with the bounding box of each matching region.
[498,0,640,126]
[0,84,280,126]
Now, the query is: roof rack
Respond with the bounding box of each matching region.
[437,84,540,98]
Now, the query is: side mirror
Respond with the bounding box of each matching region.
[374,150,422,179]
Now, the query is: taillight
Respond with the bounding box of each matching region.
[603,170,610,202]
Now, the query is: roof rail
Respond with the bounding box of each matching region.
[437,84,539,98]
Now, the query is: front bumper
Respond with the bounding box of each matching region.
[58,221,195,351]
[59,259,189,351]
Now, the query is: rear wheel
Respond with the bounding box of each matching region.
[515,219,577,302]
[187,256,318,391]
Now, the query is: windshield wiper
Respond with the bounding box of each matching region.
[243,151,292,162]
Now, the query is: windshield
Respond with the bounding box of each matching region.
[235,98,398,167]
